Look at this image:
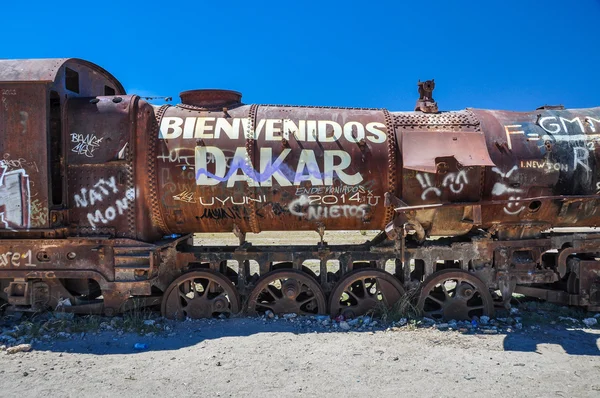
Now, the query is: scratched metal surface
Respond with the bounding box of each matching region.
[67,96,136,238]
[153,93,394,234]
[475,108,600,235]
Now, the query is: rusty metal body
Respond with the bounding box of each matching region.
[1,58,600,319]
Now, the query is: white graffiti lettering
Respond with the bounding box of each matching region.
[287,195,369,220]
[71,133,103,157]
[157,148,196,168]
[86,188,134,228]
[0,250,35,267]
[0,154,39,173]
[504,116,600,149]
[539,116,587,134]
[292,193,380,206]
[160,117,387,144]
[573,147,591,173]
[504,125,524,150]
[73,177,118,208]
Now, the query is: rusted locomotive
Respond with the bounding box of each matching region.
[1,58,599,321]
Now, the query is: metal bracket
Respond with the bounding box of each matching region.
[316,224,327,246]
[232,224,246,246]
[415,79,439,113]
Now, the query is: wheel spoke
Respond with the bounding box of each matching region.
[162,271,241,320]
[265,285,280,300]
[204,280,213,294]
[417,271,493,321]
[329,270,405,318]
[248,270,326,316]
[178,290,190,303]
[298,296,316,306]
[467,305,484,310]
[427,294,445,305]
[346,289,361,302]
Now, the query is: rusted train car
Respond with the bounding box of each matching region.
[0,58,599,320]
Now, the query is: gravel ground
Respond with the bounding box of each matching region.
[0,311,599,398]
[1,231,600,397]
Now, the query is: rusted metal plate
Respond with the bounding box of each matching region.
[0,58,125,94]
[473,107,600,233]
[0,83,49,229]
[252,105,389,231]
[402,130,495,173]
[66,96,136,238]
[0,59,68,82]
[154,101,394,233]
[0,239,114,281]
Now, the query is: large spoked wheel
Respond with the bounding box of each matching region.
[328,269,405,319]
[417,269,494,321]
[247,269,326,315]
[162,270,241,320]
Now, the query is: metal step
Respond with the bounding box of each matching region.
[113,246,154,281]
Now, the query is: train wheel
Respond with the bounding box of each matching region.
[161,270,241,320]
[417,269,494,321]
[247,269,326,316]
[328,269,405,319]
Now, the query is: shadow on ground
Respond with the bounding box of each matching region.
[18,316,600,357]
[503,327,600,356]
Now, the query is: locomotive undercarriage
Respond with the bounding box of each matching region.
[1,231,600,321]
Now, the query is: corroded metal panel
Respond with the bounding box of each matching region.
[66,96,135,237]
[0,83,48,229]
[153,101,395,233]
[0,58,125,95]
[402,130,495,173]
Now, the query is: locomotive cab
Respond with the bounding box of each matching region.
[0,58,125,235]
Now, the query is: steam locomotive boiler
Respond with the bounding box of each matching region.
[1,58,600,321]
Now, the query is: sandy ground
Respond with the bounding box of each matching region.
[0,317,599,398]
[1,230,600,397]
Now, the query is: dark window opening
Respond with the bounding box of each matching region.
[104,85,115,96]
[65,68,79,93]
[49,91,63,206]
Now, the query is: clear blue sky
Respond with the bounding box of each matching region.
[2,1,599,111]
